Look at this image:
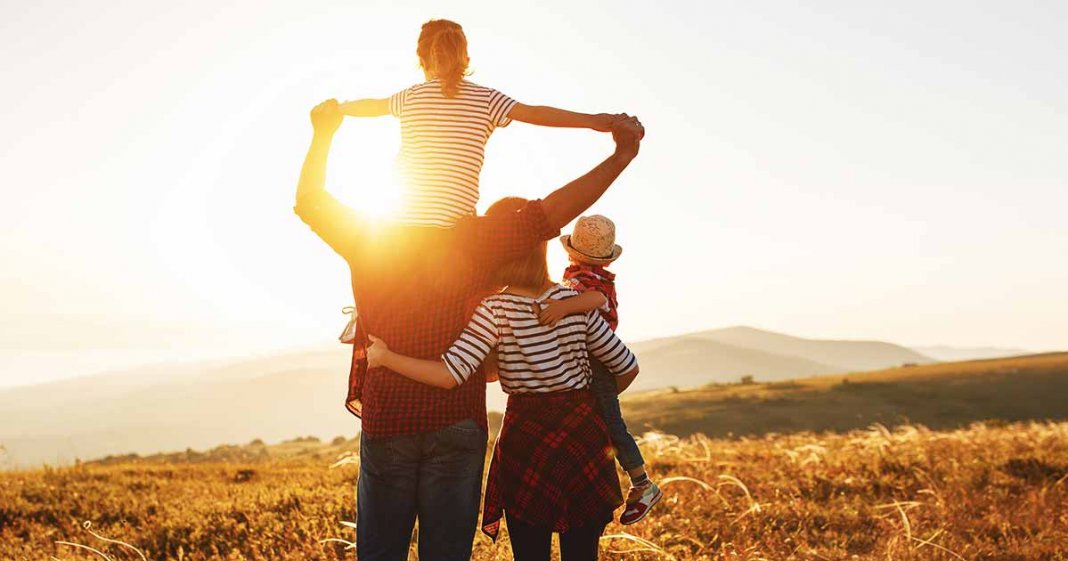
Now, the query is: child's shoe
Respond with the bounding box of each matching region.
[620,481,662,525]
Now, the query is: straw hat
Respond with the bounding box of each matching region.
[560,215,623,265]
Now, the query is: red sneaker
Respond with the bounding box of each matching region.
[620,482,662,525]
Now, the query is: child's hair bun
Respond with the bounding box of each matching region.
[417,19,470,98]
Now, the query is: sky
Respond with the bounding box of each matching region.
[1,0,1066,388]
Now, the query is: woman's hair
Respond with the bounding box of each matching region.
[486,197,550,289]
[417,19,470,98]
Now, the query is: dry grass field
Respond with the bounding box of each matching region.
[2,354,1067,560]
[2,421,1066,561]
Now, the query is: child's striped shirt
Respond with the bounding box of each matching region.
[389,80,517,227]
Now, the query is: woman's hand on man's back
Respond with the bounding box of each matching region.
[366,334,390,368]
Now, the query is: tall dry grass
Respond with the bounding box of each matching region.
[1,421,1065,560]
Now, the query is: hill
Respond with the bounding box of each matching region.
[0,346,359,468]
[625,336,841,391]
[695,326,936,371]
[0,326,999,468]
[626,326,936,390]
[65,353,1067,468]
[631,326,934,376]
[911,344,1032,362]
[621,352,1068,438]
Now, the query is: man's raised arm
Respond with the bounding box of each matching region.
[540,115,644,230]
[457,115,643,268]
[294,99,364,260]
[295,99,342,209]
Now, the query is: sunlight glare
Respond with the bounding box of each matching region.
[330,119,404,221]
[333,168,403,221]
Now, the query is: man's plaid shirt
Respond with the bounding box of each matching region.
[295,190,558,438]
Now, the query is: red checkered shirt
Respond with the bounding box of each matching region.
[295,190,558,437]
[562,263,619,331]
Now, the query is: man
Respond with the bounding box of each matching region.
[294,98,643,561]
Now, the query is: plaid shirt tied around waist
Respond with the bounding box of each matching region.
[481,389,623,540]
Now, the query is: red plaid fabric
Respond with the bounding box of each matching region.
[481,390,623,540]
[563,263,619,330]
[295,190,558,437]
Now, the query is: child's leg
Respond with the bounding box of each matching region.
[588,357,647,483]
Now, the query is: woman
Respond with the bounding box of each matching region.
[365,197,640,561]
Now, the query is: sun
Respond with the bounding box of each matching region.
[332,171,403,221]
[330,121,404,221]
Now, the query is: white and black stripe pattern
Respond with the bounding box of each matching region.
[443,285,638,393]
[389,80,517,228]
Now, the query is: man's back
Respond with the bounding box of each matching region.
[295,191,557,437]
[350,225,490,436]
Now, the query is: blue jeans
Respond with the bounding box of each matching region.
[589,358,645,472]
[357,418,487,561]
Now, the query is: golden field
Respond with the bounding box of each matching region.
[2,354,1067,560]
[1,421,1066,560]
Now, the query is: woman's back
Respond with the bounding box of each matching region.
[443,284,637,393]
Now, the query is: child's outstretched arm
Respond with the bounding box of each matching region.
[509,104,619,132]
[338,98,390,117]
[366,305,498,389]
[537,291,609,327]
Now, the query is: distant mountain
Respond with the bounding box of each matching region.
[695,326,936,372]
[0,326,940,467]
[629,326,935,388]
[627,337,840,390]
[911,345,1031,362]
[0,346,359,468]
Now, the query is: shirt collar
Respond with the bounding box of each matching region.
[565,263,615,282]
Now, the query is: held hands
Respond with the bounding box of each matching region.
[590,113,623,132]
[310,99,343,136]
[610,114,644,160]
[591,113,641,133]
[365,334,389,368]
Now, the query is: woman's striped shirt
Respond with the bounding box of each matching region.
[442,285,638,393]
[389,80,517,228]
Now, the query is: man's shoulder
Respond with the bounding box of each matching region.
[452,201,554,249]
[293,190,371,262]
